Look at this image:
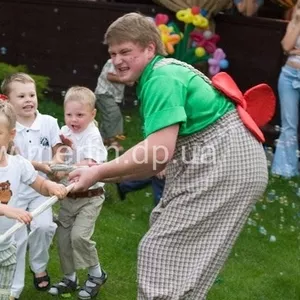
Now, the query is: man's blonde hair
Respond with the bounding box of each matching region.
[64,86,96,109]
[104,12,167,56]
[1,73,36,96]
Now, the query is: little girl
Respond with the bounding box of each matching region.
[0,100,67,300]
[48,86,107,300]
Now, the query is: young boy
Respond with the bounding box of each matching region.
[48,86,107,300]
[1,73,62,299]
[95,58,126,152]
[69,13,268,300]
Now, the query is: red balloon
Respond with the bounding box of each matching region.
[191,6,200,15]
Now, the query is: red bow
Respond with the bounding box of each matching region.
[0,94,8,101]
[212,72,276,143]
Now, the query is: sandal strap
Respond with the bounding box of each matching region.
[52,277,78,293]
[87,274,104,286]
[80,274,106,297]
[34,274,50,284]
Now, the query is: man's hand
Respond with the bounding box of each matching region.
[155,169,166,180]
[68,165,100,192]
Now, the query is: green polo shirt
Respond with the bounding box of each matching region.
[136,56,235,138]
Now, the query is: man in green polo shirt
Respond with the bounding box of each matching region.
[69,13,268,300]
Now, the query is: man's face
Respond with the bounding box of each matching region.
[108,41,155,83]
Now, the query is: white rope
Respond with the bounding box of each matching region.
[0,183,75,244]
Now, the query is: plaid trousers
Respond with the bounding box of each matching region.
[0,245,16,300]
[137,110,268,300]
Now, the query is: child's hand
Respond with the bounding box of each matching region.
[45,181,68,199]
[32,161,52,175]
[39,163,52,175]
[60,134,74,149]
[2,206,32,224]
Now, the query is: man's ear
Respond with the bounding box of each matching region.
[146,42,156,58]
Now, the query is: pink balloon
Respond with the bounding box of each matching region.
[208,58,219,66]
[209,65,220,76]
[213,48,226,60]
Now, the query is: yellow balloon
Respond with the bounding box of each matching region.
[193,15,209,29]
[176,8,193,24]
[195,47,205,57]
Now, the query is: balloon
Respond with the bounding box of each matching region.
[208,58,219,67]
[193,15,209,28]
[219,59,229,69]
[190,31,219,54]
[213,48,226,60]
[208,48,228,76]
[176,8,194,24]
[155,14,169,25]
[191,6,200,15]
[203,30,213,39]
[209,65,220,76]
[201,8,208,17]
[195,47,206,57]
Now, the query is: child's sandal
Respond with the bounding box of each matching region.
[30,269,50,291]
[48,277,79,297]
[78,273,107,300]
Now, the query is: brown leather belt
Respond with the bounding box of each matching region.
[67,187,104,199]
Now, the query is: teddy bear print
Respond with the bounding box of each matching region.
[0,180,12,204]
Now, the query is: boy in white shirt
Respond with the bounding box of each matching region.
[48,86,107,300]
[1,73,63,299]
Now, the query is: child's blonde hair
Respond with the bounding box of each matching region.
[1,73,36,96]
[64,86,98,126]
[0,101,16,130]
[104,12,167,56]
[0,101,17,154]
[64,86,96,109]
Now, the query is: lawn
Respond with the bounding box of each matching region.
[20,100,300,300]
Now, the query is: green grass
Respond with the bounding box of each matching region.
[20,101,300,299]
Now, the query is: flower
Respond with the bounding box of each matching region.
[190,30,220,54]
[158,24,181,54]
[176,8,208,28]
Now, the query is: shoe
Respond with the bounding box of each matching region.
[30,269,50,291]
[48,277,79,297]
[116,183,126,201]
[78,270,107,299]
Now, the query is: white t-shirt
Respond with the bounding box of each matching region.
[94,59,125,103]
[14,112,61,199]
[0,155,37,251]
[60,122,107,189]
